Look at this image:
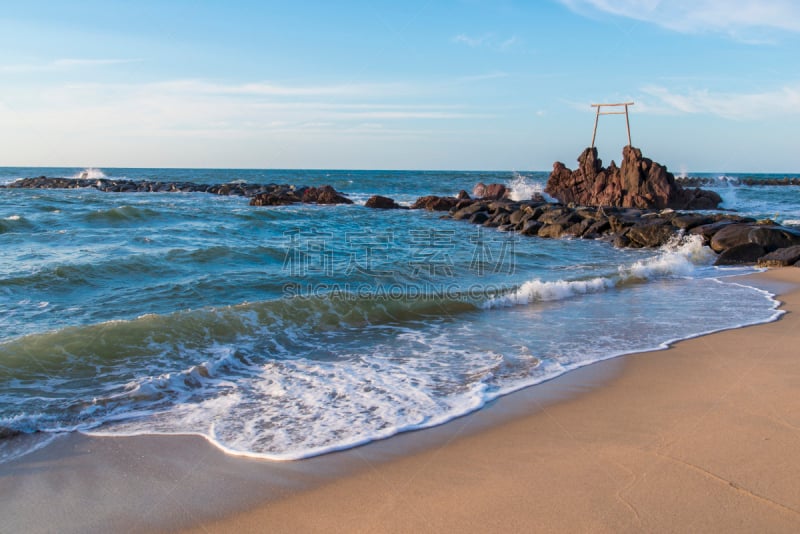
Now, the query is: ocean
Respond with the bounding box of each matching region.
[0,166,796,462]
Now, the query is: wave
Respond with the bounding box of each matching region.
[484,234,713,308]
[84,205,163,223]
[506,172,553,202]
[72,168,107,179]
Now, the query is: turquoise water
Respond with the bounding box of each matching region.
[0,167,792,460]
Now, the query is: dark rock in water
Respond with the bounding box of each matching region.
[452,202,488,220]
[545,146,722,210]
[301,185,353,204]
[456,190,471,200]
[249,191,300,206]
[469,211,490,225]
[714,243,767,265]
[365,195,402,209]
[410,195,459,211]
[757,245,800,267]
[520,220,543,236]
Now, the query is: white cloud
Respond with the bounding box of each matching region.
[640,84,800,119]
[559,0,800,36]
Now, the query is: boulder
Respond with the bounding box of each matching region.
[365,195,402,209]
[545,146,721,210]
[747,226,800,252]
[472,182,507,200]
[757,245,800,267]
[626,220,674,248]
[709,224,753,252]
[301,185,353,204]
[714,243,767,265]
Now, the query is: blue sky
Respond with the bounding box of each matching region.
[1,0,799,171]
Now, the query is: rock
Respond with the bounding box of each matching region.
[472,182,487,198]
[709,224,753,252]
[365,195,402,209]
[544,146,721,210]
[747,226,800,252]
[538,223,567,239]
[520,220,543,236]
[456,190,471,200]
[671,214,715,230]
[714,243,767,265]
[410,195,459,211]
[301,185,353,204]
[626,220,674,248]
[469,212,490,225]
[452,202,488,220]
[249,191,299,206]
[472,182,507,200]
[757,245,800,267]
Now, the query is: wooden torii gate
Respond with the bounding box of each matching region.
[590,102,634,148]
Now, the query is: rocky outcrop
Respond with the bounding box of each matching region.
[545,146,722,210]
[365,195,403,209]
[250,185,352,206]
[300,185,353,204]
[410,195,459,211]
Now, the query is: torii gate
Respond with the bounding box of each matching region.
[590,102,634,148]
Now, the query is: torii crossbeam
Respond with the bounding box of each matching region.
[590,102,634,148]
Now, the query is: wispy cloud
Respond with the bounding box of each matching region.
[640,84,800,119]
[0,58,142,73]
[452,33,522,51]
[559,0,800,39]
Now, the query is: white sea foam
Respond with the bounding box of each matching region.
[506,172,553,202]
[72,167,107,179]
[4,215,21,221]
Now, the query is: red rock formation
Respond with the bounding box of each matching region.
[545,146,721,210]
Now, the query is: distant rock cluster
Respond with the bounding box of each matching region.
[545,146,722,210]
[676,176,800,187]
[1,176,354,205]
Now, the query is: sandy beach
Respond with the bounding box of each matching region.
[2,268,799,533]
[189,267,800,533]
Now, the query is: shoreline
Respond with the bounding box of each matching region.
[1,269,799,532]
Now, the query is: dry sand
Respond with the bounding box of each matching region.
[187,268,800,533]
[2,269,799,533]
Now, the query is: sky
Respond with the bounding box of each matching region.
[1,0,799,172]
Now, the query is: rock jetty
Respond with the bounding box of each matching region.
[1,176,353,205]
[545,146,721,210]
[407,191,800,266]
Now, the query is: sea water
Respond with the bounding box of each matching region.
[0,167,793,461]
